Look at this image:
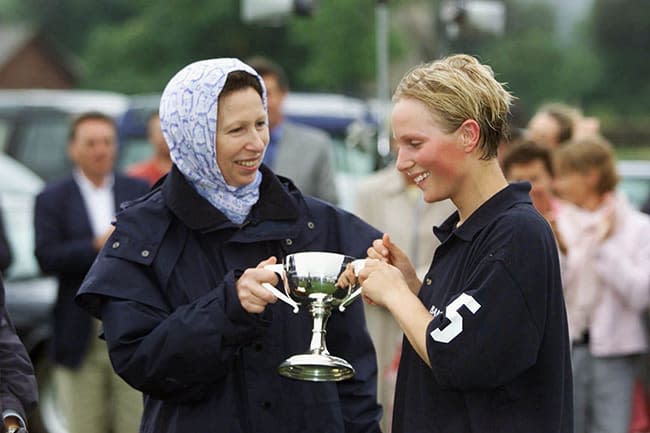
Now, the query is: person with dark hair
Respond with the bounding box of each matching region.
[127,111,172,186]
[246,56,339,204]
[358,54,573,433]
[0,275,37,433]
[74,58,382,433]
[502,140,567,254]
[34,111,149,433]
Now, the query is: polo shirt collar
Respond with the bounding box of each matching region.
[434,182,532,242]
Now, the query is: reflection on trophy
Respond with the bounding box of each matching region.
[262,251,365,382]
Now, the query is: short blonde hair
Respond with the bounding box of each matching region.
[393,54,514,159]
[554,135,619,194]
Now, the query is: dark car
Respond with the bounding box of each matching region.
[0,89,129,182]
[0,153,67,433]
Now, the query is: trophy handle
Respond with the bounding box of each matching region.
[339,259,367,312]
[262,264,299,313]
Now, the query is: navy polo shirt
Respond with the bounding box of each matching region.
[392,182,573,433]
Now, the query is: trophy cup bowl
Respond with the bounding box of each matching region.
[261,251,365,382]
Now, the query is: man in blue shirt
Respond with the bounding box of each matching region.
[358,54,573,433]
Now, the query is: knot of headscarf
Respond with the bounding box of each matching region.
[159,58,267,224]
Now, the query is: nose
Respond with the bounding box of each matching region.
[247,129,268,152]
[395,146,413,174]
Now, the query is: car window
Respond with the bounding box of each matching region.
[619,176,650,210]
[117,138,154,172]
[12,117,71,181]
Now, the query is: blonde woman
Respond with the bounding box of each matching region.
[359,54,573,432]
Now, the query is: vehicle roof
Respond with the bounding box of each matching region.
[0,89,129,118]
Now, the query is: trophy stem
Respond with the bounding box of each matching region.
[308,302,332,355]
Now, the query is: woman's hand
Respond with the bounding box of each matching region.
[236,256,280,313]
[358,259,411,308]
[367,233,420,294]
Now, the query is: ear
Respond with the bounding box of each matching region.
[458,119,480,154]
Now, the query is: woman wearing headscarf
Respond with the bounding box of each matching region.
[75,58,382,433]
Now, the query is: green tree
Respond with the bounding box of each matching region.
[588,0,650,114]
[446,0,602,122]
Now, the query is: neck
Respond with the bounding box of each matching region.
[453,158,508,225]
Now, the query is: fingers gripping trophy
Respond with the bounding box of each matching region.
[261,251,366,382]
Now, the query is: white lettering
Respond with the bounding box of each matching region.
[430,293,481,343]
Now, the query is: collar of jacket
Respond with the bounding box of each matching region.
[162,164,301,233]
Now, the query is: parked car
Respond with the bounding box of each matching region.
[617,159,650,210]
[0,89,129,182]
[0,153,66,433]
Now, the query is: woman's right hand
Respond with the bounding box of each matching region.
[367,233,420,295]
[236,256,280,313]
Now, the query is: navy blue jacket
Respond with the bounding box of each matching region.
[0,277,38,425]
[76,165,383,433]
[34,173,149,368]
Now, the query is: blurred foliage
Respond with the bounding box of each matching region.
[2,0,649,133]
[8,0,399,95]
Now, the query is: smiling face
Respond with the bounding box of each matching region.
[216,87,269,188]
[391,97,467,203]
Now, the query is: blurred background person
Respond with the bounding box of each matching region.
[246,55,339,204]
[526,102,578,150]
[553,135,650,433]
[33,111,149,433]
[0,201,11,275]
[127,111,172,186]
[354,149,455,432]
[502,140,567,254]
[1,275,38,433]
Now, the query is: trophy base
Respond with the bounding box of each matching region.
[278,354,355,382]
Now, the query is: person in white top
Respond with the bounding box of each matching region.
[554,134,650,433]
[34,112,149,433]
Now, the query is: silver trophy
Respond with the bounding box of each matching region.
[261,251,366,382]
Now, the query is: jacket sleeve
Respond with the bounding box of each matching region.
[0,297,38,421]
[33,190,96,274]
[426,215,556,390]
[79,254,269,402]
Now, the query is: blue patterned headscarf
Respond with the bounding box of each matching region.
[159,58,268,224]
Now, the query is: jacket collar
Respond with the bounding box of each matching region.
[434,182,533,242]
[162,164,300,232]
